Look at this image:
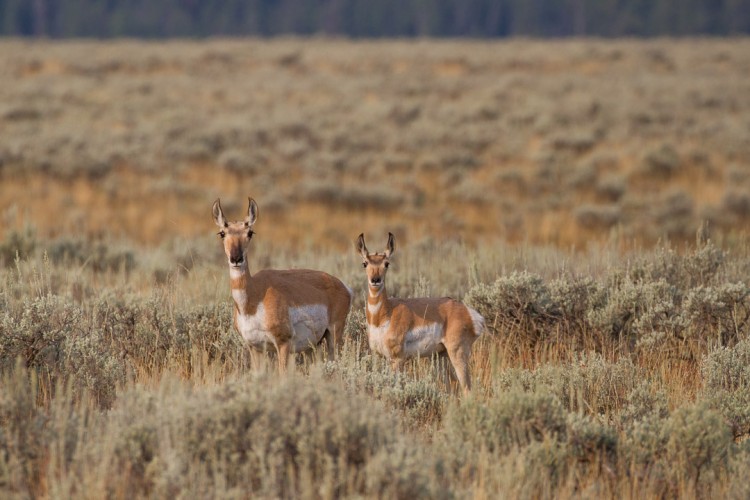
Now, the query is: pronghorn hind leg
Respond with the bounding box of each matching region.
[436,350,456,393]
[322,328,335,362]
[446,341,473,395]
[276,342,291,374]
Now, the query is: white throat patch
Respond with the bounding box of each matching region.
[367,301,382,315]
[229,266,246,280]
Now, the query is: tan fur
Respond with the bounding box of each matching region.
[214,198,352,371]
[357,233,484,394]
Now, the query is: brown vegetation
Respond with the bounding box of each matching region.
[1,38,749,249]
[2,38,750,498]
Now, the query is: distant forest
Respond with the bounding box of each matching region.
[3,0,750,38]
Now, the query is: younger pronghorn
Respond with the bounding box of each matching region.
[213,197,352,371]
[356,233,485,394]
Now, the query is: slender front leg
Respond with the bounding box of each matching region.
[390,357,405,373]
[249,348,264,373]
[277,342,291,373]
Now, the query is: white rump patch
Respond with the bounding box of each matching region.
[289,304,329,352]
[467,307,485,336]
[403,322,445,357]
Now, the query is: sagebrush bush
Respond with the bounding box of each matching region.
[73,371,447,499]
[495,353,639,418]
[3,233,750,497]
[664,405,732,491]
[443,389,567,456]
[465,271,559,343]
[701,339,750,438]
[683,283,750,344]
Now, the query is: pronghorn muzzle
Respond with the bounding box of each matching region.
[229,247,244,266]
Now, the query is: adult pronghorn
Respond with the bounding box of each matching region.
[213,197,352,371]
[356,232,485,394]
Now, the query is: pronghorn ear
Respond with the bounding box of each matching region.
[385,232,395,258]
[356,233,369,260]
[212,199,227,228]
[246,198,259,227]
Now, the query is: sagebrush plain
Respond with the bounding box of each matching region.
[2,38,750,498]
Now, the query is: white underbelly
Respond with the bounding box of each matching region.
[289,304,329,352]
[403,322,445,357]
[235,302,329,353]
[367,320,445,358]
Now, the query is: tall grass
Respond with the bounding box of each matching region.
[2,231,750,497]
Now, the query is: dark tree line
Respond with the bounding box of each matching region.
[2,0,750,38]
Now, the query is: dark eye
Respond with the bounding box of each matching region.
[362,262,368,268]
[218,231,226,239]
[384,262,390,268]
[247,230,254,239]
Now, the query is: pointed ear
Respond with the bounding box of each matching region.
[385,232,395,258]
[212,199,227,228]
[246,198,259,227]
[356,233,369,260]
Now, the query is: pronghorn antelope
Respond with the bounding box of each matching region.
[213,197,352,371]
[356,233,485,394]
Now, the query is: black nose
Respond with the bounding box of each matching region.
[370,277,381,284]
[230,253,244,265]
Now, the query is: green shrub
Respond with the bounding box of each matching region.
[0,227,37,266]
[618,381,669,429]
[496,353,639,417]
[0,294,82,375]
[683,283,750,345]
[465,271,559,341]
[103,372,446,498]
[664,405,732,490]
[443,390,566,456]
[701,339,750,437]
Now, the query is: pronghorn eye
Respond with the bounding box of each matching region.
[247,230,254,239]
[384,262,390,268]
[218,231,226,239]
[362,262,368,268]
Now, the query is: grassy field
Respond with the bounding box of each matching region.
[1,38,750,248]
[2,38,750,498]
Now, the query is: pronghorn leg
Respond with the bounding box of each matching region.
[390,357,405,373]
[446,341,472,395]
[437,351,455,393]
[328,315,346,361]
[322,328,335,362]
[249,348,264,373]
[276,342,291,374]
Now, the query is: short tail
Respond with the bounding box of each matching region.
[467,307,485,337]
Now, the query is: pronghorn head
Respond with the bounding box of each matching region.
[356,232,394,292]
[212,197,258,270]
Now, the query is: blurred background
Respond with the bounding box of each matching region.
[1,1,749,260]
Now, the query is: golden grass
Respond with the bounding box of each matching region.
[1,38,749,250]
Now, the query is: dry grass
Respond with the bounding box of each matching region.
[2,231,750,498]
[2,37,750,498]
[1,38,750,250]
